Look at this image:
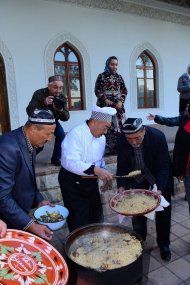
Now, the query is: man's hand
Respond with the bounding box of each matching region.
[37,200,54,208]
[117,187,125,194]
[0,220,7,238]
[94,167,113,180]
[147,113,155,121]
[177,175,184,181]
[100,179,111,191]
[44,96,54,106]
[27,222,53,241]
[105,99,113,106]
[116,101,122,110]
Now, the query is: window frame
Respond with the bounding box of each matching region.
[136,51,157,109]
[54,43,84,111]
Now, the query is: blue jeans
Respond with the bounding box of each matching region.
[51,120,65,161]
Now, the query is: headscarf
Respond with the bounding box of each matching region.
[104,56,118,74]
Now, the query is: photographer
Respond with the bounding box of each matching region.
[26,75,70,166]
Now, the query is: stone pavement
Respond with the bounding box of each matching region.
[49,191,190,285]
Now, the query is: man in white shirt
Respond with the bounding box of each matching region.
[58,105,116,232]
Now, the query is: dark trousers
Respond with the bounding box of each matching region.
[179,98,189,115]
[58,167,103,232]
[132,195,171,248]
[52,120,65,160]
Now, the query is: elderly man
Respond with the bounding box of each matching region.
[58,105,116,232]
[26,75,70,166]
[177,64,190,114]
[0,109,56,241]
[116,118,173,261]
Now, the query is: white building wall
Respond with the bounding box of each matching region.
[0,0,190,130]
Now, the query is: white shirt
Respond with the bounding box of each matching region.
[61,122,106,175]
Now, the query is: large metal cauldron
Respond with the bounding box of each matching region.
[64,223,144,285]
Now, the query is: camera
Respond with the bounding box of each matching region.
[53,96,64,110]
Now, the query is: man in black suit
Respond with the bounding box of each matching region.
[117,118,173,261]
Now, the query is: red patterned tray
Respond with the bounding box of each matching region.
[0,229,68,285]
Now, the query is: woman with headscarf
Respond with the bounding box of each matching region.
[94,56,128,155]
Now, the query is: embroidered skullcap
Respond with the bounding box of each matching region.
[90,105,116,123]
[122,118,143,134]
[48,75,63,83]
[28,109,55,125]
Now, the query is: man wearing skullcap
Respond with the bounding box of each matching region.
[177,64,190,114]
[0,109,56,240]
[26,75,70,166]
[116,118,173,261]
[58,105,116,232]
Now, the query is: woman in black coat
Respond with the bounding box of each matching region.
[147,104,190,213]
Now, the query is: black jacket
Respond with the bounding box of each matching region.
[117,127,173,195]
[26,88,70,121]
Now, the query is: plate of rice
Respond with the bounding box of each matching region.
[109,189,161,216]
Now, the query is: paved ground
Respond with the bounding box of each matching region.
[49,191,190,285]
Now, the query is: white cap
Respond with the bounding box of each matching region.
[90,105,116,123]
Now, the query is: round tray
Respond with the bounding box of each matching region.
[109,189,161,216]
[0,229,68,285]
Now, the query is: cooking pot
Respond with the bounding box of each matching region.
[64,223,144,285]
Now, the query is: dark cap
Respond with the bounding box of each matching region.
[122,118,143,134]
[48,75,63,83]
[28,109,55,125]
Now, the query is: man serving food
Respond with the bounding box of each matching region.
[116,118,173,261]
[58,105,116,232]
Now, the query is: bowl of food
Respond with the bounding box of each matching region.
[64,223,144,285]
[109,189,160,216]
[34,204,69,231]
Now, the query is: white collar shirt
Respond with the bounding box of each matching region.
[61,122,106,175]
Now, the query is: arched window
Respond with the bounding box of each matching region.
[136,51,157,108]
[54,43,83,111]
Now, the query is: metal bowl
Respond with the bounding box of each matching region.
[64,223,144,285]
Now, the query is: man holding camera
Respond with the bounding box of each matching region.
[26,75,70,166]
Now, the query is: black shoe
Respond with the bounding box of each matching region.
[51,158,61,166]
[160,246,171,261]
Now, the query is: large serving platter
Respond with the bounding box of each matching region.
[0,229,68,285]
[109,189,161,216]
